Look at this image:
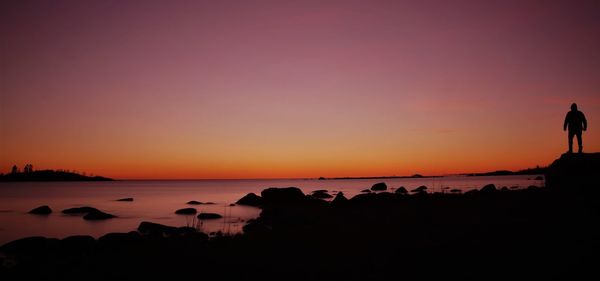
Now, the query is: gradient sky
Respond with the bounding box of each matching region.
[1,0,599,179]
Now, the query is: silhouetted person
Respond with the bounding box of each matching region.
[564,103,587,153]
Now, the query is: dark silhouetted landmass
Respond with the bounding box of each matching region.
[0,170,113,181]
[1,153,598,280]
[464,166,547,176]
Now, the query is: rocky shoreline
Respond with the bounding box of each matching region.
[1,153,599,280]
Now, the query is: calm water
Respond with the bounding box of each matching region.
[0,175,543,244]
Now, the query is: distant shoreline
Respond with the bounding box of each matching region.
[0,170,114,182]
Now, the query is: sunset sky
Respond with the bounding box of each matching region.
[1,0,599,179]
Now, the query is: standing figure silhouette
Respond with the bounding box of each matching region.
[563,103,587,153]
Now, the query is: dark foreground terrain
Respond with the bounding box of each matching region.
[1,153,599,280]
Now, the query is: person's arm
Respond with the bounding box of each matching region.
[564,113,569,131]
[582,112,587,131]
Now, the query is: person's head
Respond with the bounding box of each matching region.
[571,103,578,111]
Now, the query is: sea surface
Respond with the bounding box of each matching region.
[0,175,543,245]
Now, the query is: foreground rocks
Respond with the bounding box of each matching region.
[2,154,598,280]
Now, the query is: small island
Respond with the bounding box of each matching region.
[0,164,113,181]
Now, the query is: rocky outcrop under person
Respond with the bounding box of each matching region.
[545,152,600,192]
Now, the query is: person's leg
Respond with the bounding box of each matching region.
[568,131,574,153]
[576,132,583,153]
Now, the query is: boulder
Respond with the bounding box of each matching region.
[450,189,462,194]
[331,192,348,205]
[395,186,408,195]
[61,235,96,251]
[236,193,263,207]
[28,205,52,215]
[62,206,99,214]
[361,189,371,193]
[175,208,197,215]
[83,209,116,220]
[480,184,497,194]
[197,213,223,220]
[187,200,203,205]
[116,197,133,202]
[138,221,178,236]
[0,236,60,254]
[534,176,544,181]
[411,186,428,193]
[98,232,140,246]
[311,190,333,199]
[371,182,387,191]
[261,187,305,205]
[545,153,600,191]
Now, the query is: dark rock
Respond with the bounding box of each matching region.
[61,235,96,251]
[83,209,116,220]
[204,202,216,205]
[0,236,60,254]
[480,184,497,193]
[138,221,178,236]
[187,200,203,205]
[197,213,223,220]
[371,182,387,191]
[331,192,348,205]
[361,189,371,193]
[318,177,326,180]
[62,206,99,214]
[116,197,133,202]
[534,176,544,180]
[411,186,428,193]
[465,189,479,195]
[527,185,540,190]
[28,205,52,215]
[450,189,462,193]
[261,187,305,205]
[395,186,408,195]
[545,153,600,191]
[175,208,197,215]
[98,232,140,246]
[500,186,509,191]
[311,190,333,199]
[229,203,236,206]
[236,193,263,207]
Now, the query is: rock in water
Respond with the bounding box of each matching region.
[62,207,99,214]
[29,205,52,215]
[175,208,197,214]
[236,193,263,206]
[395,187,408,195]
[480,184,497,194]
[187,200,203,205]
[261,187,305,205]
[116,197,134,202]
[331,192,348,206]
[311,190,333,199]
[371,182,387,191]
[83,209,116,220]
[197,213,223,220]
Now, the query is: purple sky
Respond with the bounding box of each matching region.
[1,0,599,178]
